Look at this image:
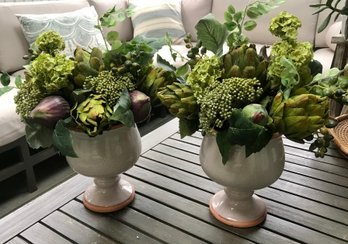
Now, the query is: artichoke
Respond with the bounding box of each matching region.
[137,67,177,107]
[71,94,113,137]
[157,82,199,120]
[222,44,268,85]
[269,92,329,141]
[130,90,152,123]
[30,96,70,127]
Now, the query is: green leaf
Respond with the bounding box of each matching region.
[318,12,333,33]
[176,63,190,78]
[246,7,260,19]
[216,131,232,165]
[179,118,199,138]
[233,11,244,23]
[15,75,22,88]
[227,5,235,14]
[107,31,119,43]
[110,89,134,127]
[52,120,77,157]
[224,12,233,22]
[0,73,10,86]
[244,20,257,31]
[156,54,176,72]
[195,14,228,56]
[24,119,54,149]
[215,109,273,164]
[224,21,238,31]
[111,39,122,50]
[0,86,14,96]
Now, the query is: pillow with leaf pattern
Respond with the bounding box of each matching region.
[17,6,107,57]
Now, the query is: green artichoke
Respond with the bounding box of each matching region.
[71,94,113,136]
[157,82,199,120]
[269,92,329,141]
[222,44,268,85]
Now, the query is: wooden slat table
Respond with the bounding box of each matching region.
[1,118,347,244]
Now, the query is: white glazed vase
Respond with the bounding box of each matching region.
[200,134,285,228]
[66,124,141,213]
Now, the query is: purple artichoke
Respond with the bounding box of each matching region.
[30,95,70,126]
[130,90,151,123]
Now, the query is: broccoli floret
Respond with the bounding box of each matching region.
[199,77,263,133]
[84,71,135,108]
[186,55,223,103]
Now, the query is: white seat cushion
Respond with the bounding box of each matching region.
[0,77,25,147]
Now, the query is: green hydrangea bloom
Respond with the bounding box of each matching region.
[186,55,222,103]
[268,41,313,84]
[33,30,65,55]
[28,53,76,93]
[269,11,301,42]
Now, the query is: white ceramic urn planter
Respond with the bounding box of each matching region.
[200,134,285,228]
[66,125,141,213]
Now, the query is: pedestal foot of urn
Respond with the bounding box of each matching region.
[83,176,135,213]
[209,189,266,228]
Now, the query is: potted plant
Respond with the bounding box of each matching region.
[156,0,348,227]
[0,7,175,213]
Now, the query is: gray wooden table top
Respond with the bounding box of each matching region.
[0,118,347,244]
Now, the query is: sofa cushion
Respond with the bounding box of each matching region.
[211,0,321,45]
[181,0,212,41]
[17,6,106,58]
[88,0,133,42]
[0,0,89,73]
[129,0,185,42]
[0,75,25,147]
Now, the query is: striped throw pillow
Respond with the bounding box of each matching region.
[129,0,185,43]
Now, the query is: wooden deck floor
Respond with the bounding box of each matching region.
[0,118,347,244]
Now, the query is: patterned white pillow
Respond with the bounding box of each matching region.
[129,0,186,43]
[17,6,107,57]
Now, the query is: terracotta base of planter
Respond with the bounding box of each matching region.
[209,190,267,228]
[83,177,135,213]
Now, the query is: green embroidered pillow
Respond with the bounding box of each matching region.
[129,0,186,43]
[17,6,107,57]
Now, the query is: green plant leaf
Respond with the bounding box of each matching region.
[179,118,199,138]
[156,54,176,72]
[15,75,22,88]
[318,11,333,33]
[195,13,228,56]
[24,119,54,149]
[227,5,235,14]
[107,31,119,43]
[244,20,257,31]
[110,89,134,127]
[0,86,14,96]
[246,6,260,19]
[216,131,232,165]
[215,110,272,164]
[233,11,244,23]
[52,119,77,157]
[0,73,10,86]
[176,63,190,78]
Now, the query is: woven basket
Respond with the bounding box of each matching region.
[328,113,348,156]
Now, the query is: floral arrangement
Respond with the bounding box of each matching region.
[0,6,176,157]
[156,0,348,164]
